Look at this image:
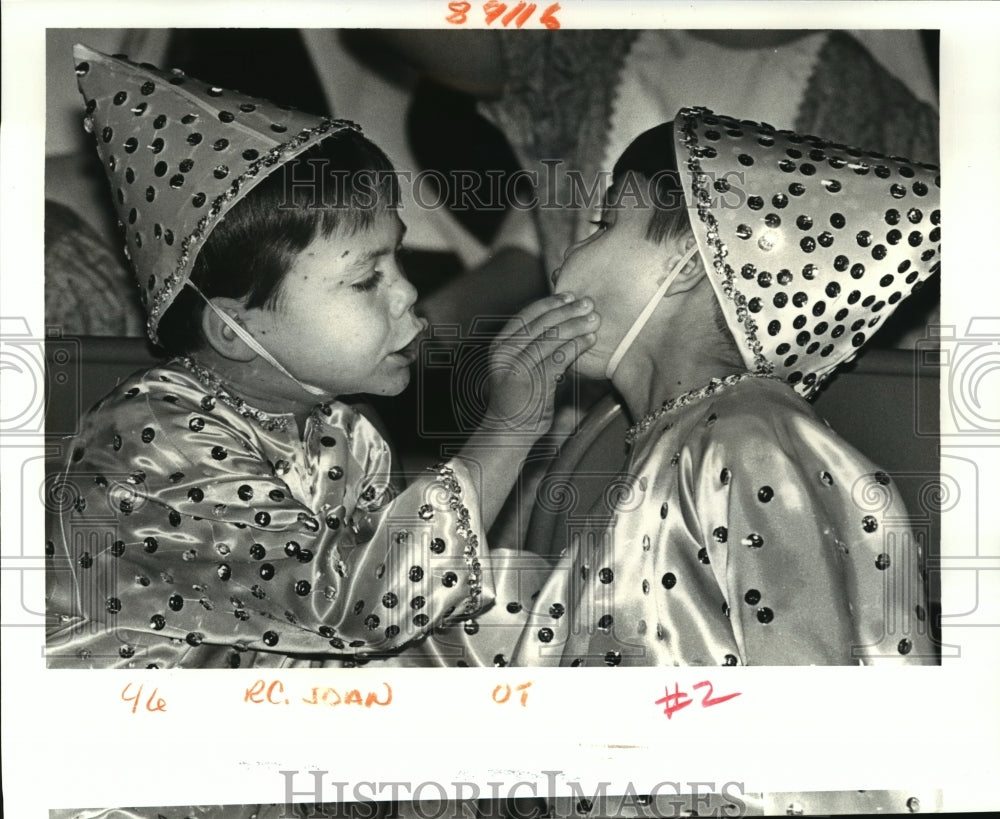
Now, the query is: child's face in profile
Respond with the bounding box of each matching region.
[241,211,426,399]
[550,188,669,379]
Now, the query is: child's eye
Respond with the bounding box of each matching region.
[351,270,384,293]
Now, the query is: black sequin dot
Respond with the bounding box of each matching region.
[773,193,788,208]
[713,526,728,543]
[294,580,311,597]
[862,515,879,533]
[756,607,775,624]
[328,466,344,480]
[237,484,254,501]
[168,510,182,527]
[743,533,764,549]
[413,614,429,627]
[270,123,288,133]
[407,565,425,582]
[168,594,184,611]
[253,510,271,526]
[773,292,788,309]
[140,426,155,443]
[538,627,554,643]
[599,568,614,584]
[142,536,158,554]
[789,182,806,196]
[800,236,816,253]
[898,638,912,655]
[243,148,260,161]
[723,654,738,666]
[259,563,275,581]
[442,572,459,587]
[757,485,774,503]
[661,572,677,590]
[747,195,764,210]
[720,468,731,485]
[364,614,380,630]
[697,547,711,565]
[214,165,229,180]
[505,601,522,615]
[262,631,279,647]
[796,215,813,230]
[830,212,846,229]
[597,614,614,630]
[549,603,565,619]
[150,614,166,630]
[744,588,761,605]
[212,446,228,460]
[916,605,926,622]
[604,651,622,666]
[875,553,891,571]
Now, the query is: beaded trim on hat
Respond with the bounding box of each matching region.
[149,118,359,342]
[677,110,773,380]
[673,105,941,400]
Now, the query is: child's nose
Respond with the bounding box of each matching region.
[392,273,419,316]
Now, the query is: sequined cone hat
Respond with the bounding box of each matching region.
[73,44,360,343]
[674,106,940,397]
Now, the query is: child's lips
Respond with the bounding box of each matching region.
[392,319,429,363]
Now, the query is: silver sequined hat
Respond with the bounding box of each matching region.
[73,44,360,343]
[674,106,941,397]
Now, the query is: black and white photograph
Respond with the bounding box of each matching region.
[42,25,942,670]
[1,2,998,817]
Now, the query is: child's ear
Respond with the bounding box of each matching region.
[659,234,704,295]
[200,297,258,363]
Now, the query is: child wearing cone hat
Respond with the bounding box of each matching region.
[507,108,940,666]
[46,46,599,668]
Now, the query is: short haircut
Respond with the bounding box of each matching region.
[156,128,398,355]
[609,121,690,245]
[609,121,739,353]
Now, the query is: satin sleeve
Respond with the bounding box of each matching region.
[322,409,496,657]
[685,400,936,666]
[46,373,493,667]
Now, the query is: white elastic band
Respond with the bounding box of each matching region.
[186,281,330,397]
[605,243,700,380]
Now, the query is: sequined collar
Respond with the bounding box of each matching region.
[625,372,778,445]
[179,356,293,433]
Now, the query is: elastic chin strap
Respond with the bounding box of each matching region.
[186,282,330,398]
[605,243,700,381]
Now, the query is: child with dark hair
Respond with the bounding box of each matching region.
[46,46,599,668]
[509,110,940,666]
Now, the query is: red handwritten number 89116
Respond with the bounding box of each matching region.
[447,2,561,28]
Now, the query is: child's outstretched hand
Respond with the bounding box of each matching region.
[481,293,599,438]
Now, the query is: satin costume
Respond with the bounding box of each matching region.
[46,359,494,668]
[509,376,936,666]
